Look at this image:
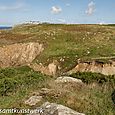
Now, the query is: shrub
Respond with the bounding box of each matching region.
[0,78,18,96]
[70,72,115,84]
[0,66,47,96]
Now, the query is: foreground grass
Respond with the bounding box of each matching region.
[0,66,114,115]
[0,66,51,109]
[46,82,115,115]
[44,72,115,115]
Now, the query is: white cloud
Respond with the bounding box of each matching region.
[51,6,62,14]
[0,2,27,11]
[86,1,95,15]
[0,5,22,11]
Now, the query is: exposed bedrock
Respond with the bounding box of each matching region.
[0,42,44,68]
[69,61,115,75]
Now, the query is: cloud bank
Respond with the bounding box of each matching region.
[86,1,95,15]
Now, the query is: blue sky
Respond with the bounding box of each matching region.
[0,0,115,25]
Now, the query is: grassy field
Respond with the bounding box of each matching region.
[0,24,115,115]
[1,24,115,72]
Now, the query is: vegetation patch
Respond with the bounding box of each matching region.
[0,66,48,96]
[70,72,115,84]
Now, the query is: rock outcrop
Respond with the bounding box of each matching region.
[25,95,42,106]
[28,63,54,76]
[29,60,59,76]
[28,102,85,115]
[48,62,57,76]
[69,61,115,75]
[0,42,44,68]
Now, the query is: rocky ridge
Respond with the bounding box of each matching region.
[69,60,115,75]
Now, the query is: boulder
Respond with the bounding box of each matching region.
[48,62,57,76]
[28,102,85,115]
[55,76,83,84]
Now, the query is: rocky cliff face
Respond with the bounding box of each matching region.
[0,42,44,68]
[69,61,115,75]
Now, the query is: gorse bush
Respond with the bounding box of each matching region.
[0,78,17,96]
[0,66,46,96]
[70,72,115,84]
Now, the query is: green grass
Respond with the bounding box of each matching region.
[1,24,115,72]
[0,66,51,108]
[11,24,115,72]
[42,73,115,115]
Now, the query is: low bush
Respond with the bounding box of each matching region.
[0,66,47,96]
[70,72,115,84]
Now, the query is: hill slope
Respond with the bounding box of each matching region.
[0,24,115,73]
[0,24,115,115]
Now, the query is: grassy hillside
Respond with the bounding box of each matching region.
[0,24,115,115]
[1,24,115,72]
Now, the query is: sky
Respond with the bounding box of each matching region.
[0,0,115,26]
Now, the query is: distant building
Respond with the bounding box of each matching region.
[25,21,41,25]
